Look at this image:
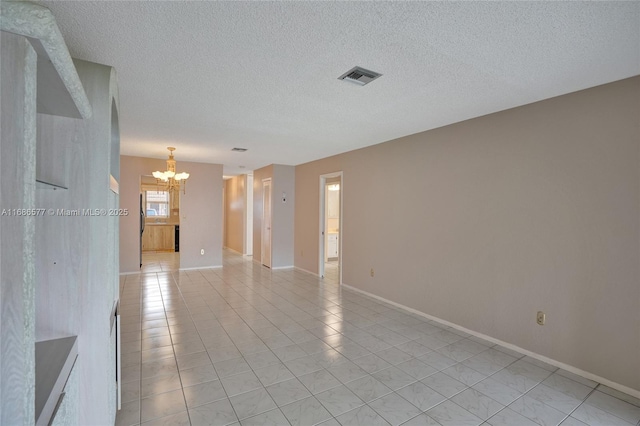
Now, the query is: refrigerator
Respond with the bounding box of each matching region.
[140,193,145,268]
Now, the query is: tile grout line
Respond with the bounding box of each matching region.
[170,268,286,422]
[174,270,248,424]
[158,272,193,426]
[122,254,640,426]
[136,274,144,426]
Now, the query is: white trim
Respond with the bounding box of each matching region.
[261,178,272,268]
[179,265,222,271]
[341,283,640,400]
[119,271,140,276]
[318,177,326,278]
[294,266,320,277]
[271,265,294,270]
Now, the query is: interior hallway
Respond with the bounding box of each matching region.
[116,251,640,426]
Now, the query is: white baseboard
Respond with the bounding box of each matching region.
[342,283,640,399]
[294,266,320,277]
[119,271,140,276]
[250,258,293,271]
[179,265,222,271]
[271,265,294,270]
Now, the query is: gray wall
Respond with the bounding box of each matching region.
[119,156,223,273]
[294,77,640,393]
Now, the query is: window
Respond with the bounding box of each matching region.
[145,190,169,218]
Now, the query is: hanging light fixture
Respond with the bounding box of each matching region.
[152,147,190,193]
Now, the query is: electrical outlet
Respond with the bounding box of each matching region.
[370,268,374,277]
[200,249,204,255]
[537,311,545,325]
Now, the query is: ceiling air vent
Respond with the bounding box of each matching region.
[231,148,247,152]
[338,66,382,86]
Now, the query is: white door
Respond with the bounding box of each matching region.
[262,179,272,268]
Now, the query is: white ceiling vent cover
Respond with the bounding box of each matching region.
[338,66,382,86]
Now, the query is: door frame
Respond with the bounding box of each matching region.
[244,174,254,256]
[319,171,343,283]
[261,178,272,268]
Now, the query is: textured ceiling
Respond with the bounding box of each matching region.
[37,1,639,175]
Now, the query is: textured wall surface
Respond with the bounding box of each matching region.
[34,59,121,425]
[38,1,640,176]
[295,77,640,392]
[1,6,120,424]
[0,31,37,426]
[50,365,78,426]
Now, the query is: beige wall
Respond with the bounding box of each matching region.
[253,164,295,268]
[120,156,223,272]
[272,165,295,268]
[294,76,640,392]
[295,156,342,272]
[224,175,246,253]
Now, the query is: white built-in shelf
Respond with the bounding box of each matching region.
[35,336,78,426]
[0,2,92,119]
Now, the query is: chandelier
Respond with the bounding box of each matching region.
[152,147,190,193]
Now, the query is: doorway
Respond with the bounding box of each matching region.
[245,174,254,256]
[319,172,342,283]
[261,178,272,268]
[140,174,180,272]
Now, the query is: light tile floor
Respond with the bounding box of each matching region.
[117,251,640,426]
[324,261,339,283]
[141,251,180,273]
